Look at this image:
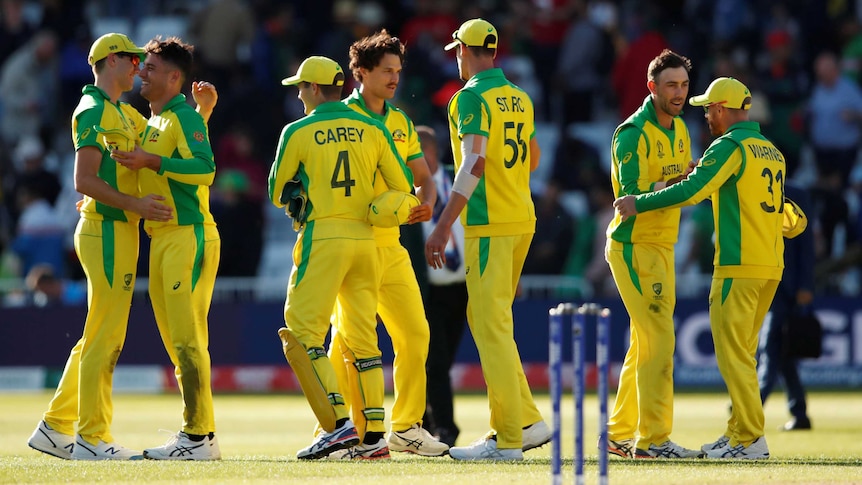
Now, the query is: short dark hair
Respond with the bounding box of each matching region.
[647,49,692,83]
[301,81,343,100]
[348,29,405,83]
[144,36,194,84]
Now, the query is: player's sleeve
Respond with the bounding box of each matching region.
[614,126,652,195]
[157,110,215,186]
[268,124,301,208]
[635,139,740,212]
[376,127,412,193]
[405,118,424,163]
[73,105,105,151]
[453,90,489,138]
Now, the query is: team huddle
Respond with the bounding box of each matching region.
[26,17,796,463]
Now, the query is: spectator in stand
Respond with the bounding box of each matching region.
[523,182,573,275]
[188,0,256,90]
[210,169,263,277]
[0,30,60,146]
[807,50,862,188]
[11,179,66,278]
[0,0,35,68]
[610,9,668,121]
[524,0,578,121]
[8,136,62,226]
[754,30,809,178]
[24,263,86,307]
[555,0,607,125]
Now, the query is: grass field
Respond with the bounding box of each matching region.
[1,391,859,484]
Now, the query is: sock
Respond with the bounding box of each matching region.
[335,418,348,429]
[186,433,206,442]
[364,431,383,445]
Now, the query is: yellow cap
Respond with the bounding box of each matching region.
[444,18,498,51]
[367,190,420,228]
[282,56,345,86]
[689,77,752,110]
[88,33,145,66]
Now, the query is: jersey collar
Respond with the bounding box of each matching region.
[345,88,390,121]
[82,84,113,103]
[467,67,504,85]
[725,120,760,134]
[312,100,354,115]
[162,93,188,113]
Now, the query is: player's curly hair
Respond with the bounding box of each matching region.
[348,29,405,83]
[647,49,692,82]
[144,36,194,84]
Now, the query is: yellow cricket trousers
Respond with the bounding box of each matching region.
[285,222,385,432]
[44,218,138,445]
[605,239,676,449]
[147,223,220,435]
[330,244,430,437]
[710,277,779,447]
[465,233,543,449]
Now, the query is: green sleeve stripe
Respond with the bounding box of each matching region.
[101,220,115,287]
[406,152,423,162]
[269,125,292,202]
[191,223,204,290]
[295,220,314,286]
[478,237,490,276]
[622,242,642,294]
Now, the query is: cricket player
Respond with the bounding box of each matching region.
[424,18,551,461]
[111,37,221,460]
[605,49,702,459]
[269,56,414,459]
[28,32,214,461]
[324,29,448,460]
[615,77,784,460]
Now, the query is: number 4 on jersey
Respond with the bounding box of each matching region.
[331,150,356,196]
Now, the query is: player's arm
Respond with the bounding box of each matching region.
[192,81,217,123]
[426,133,486,268]
[529,136,541,172]
[614,126,652,195]
[268,124,301,208]
[633,141,739,213]
[74,146,172,221]
[406,156,436,224]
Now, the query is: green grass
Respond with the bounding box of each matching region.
[1,391,859,484]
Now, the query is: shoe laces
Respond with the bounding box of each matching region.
[650,441,689,458]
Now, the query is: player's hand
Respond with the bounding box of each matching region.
[75,198,84,212]
[135,194,173,221]
[425,226,450,269]
[613,195,637,221]
[407,203,432,224]
[192,81,218,113]
[112,145,157,171]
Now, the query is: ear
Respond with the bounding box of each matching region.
[647,79,657,96]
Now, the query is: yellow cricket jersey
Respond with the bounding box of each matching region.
[447,68,536,237]
[72,84,148,222]
[607,96,691,244]
[343,88,420,246]
[139,94,216,230]
[635,121,785,280]
[267,101,413,241]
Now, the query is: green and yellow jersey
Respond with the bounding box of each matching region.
[607,96,691,245]
[344,88,420,246]
[139,94,215,230]
[447,68,536,237]
[635,121,785,280]
[72,84,148,223]
[268,101,413,241]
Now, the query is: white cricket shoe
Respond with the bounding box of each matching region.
[387,424,449,456]
[329,438,391,460]
[701,435,730,454]
[297,419,360,460]
[449,436,523,461]
[705,436,769,460]
[28,421,75,460]
[522,421,552,451]
[72,436,143,460]
[635,440,704,458]
[144,432,221,460]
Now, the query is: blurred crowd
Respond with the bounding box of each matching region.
[2,0,862,306]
